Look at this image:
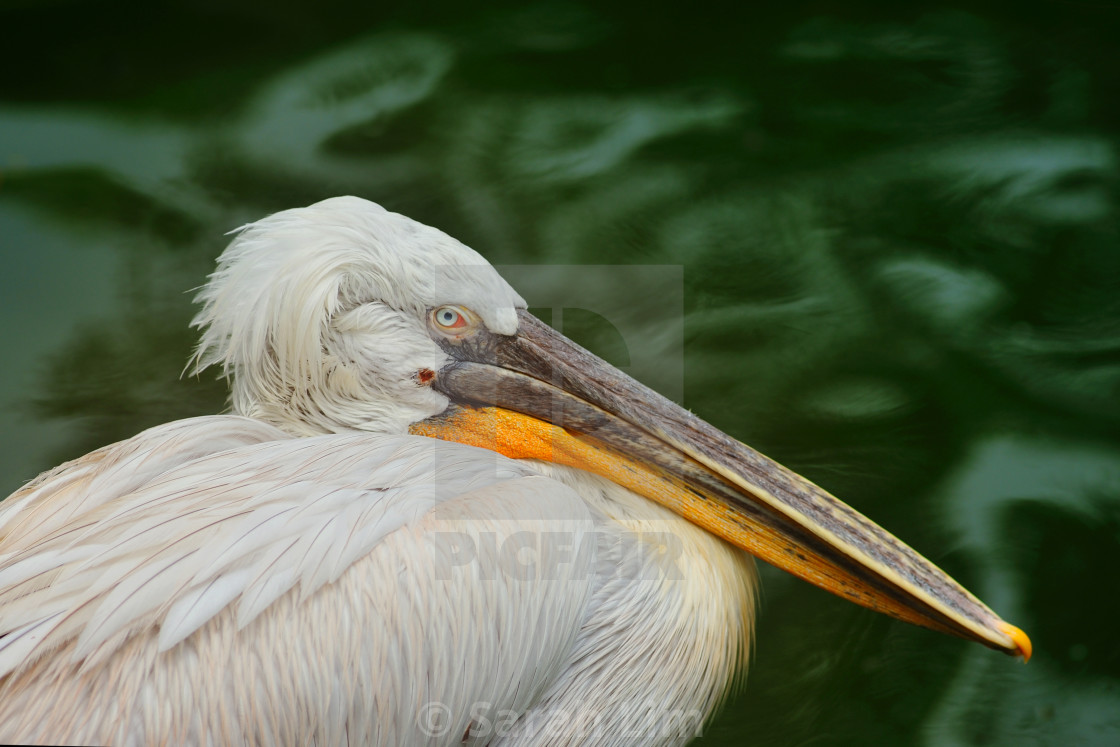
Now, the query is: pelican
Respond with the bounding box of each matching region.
[0,197,1029,746]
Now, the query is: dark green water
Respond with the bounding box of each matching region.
[2,1,1119,744]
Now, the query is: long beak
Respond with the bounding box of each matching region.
[411,309,1031,660]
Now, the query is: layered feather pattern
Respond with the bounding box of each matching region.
[0,416,536,680]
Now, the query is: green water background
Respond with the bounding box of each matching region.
[2,1,1118,744]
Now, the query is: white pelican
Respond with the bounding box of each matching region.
[0,197,1029,746]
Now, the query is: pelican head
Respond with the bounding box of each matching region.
[191,196,525,436]
[191,196,1030,659]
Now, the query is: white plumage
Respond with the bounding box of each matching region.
[0,198,756,746]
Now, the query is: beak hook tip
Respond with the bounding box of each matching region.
[999,621,1032,662]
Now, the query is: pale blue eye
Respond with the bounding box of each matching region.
[435,307,463,328]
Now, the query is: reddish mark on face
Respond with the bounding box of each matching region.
[417,368,435,384]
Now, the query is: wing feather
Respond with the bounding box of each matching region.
[159,568,254,651]
[0,416,547,680]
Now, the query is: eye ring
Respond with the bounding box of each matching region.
[432,305,470,331]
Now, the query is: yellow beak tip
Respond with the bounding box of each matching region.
[999,622,1033,662]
